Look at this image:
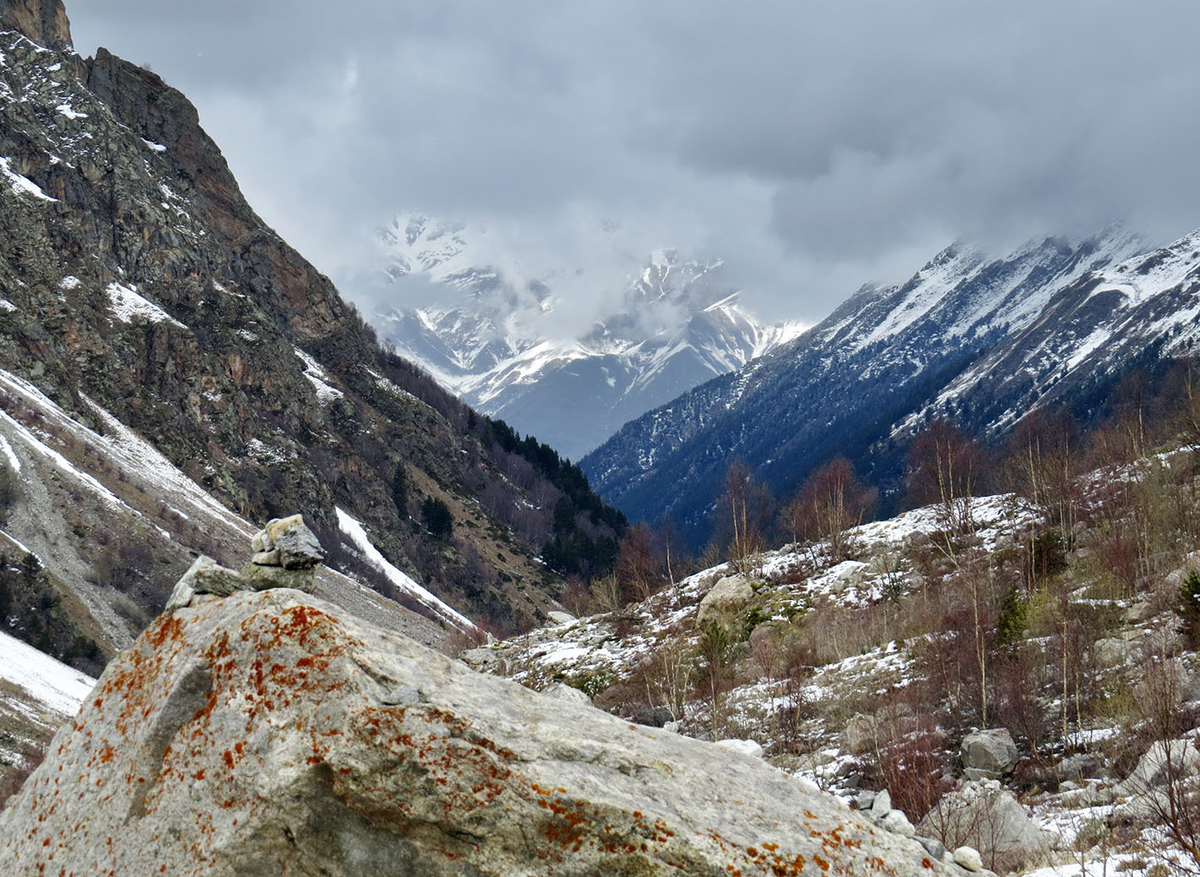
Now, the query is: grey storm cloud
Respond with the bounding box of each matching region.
[65,0,1200,324]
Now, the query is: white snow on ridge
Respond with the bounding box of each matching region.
[0,628,95,718]
[294,348,345,404]
[106,282,186,328]
[0,156,55,202]
[79,394,255,538]
[335,507,477,632]
[0,433,20,471]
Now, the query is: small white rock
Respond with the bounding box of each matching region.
[880,809,915,838]
[715,738,764,759]
[870,788,892,817]
[953,845,983,872]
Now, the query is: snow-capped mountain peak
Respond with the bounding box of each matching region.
[370,212,804,459]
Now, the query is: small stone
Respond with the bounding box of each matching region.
[854,790,876,811]
[238,562,317,593]
[165,556,247,611]
[715,739,765,759]
[953,846,983,872]
[251,549,281,566]
[546,610,576,625]
[634,707,675,728]
[881,809,915,837]
[870,788,892,817]
[917,836,946,860]
[380,685,421,706]
[543,683,593,707]
[263,514,325,569]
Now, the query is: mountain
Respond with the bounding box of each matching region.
[371,214,804,460]
[0,0,624,664]
[580,226,1176,544]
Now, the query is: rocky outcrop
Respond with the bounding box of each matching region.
[0,0,624,641]
[0,0,71,50]
[960,728,1019,779]
[696,574,755,628]
[919,781,1049,871]
[163,515,325,612]
[0,587,956,876]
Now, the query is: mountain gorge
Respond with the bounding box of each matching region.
[0,0,625,664]
[578,225,1200,544]
[371,214,804,461]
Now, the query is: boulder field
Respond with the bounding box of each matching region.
[0,586,956,875]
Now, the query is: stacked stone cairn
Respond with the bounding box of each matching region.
[164,514,325,611]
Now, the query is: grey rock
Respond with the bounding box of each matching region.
[164,556,247,611]
[715,738,764,759]
[881,809,916,837]
[238,561,317,593]
[917,835,946,860]
[1057,753,1103,781]
[919,783,1048,869]
[546,610,576,626]
[840,712,877,755]
[634,706,675,728]
[1116,739,1200,797]
[254,514,325,569]
[543,682,593,707]
[871,788,892,817]
[1094,636,1138,668]
[695,575,755,628]
[0,589,959,876]
[250,549,281,566]
[953,846,984,872]
[855,790,876,811]
[960,728,1019,778]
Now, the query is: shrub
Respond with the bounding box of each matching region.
[421,497,453,540]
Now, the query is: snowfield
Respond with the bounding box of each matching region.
[0,628,94,718]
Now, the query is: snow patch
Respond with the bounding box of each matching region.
[0,156,55,202]
[55,103,87,120]
[335,507,476,632]
[0,434,19,472]
[106,283,186,328]
[0,299,14,312]
[0,628,95,718]
[140,137,167,153]
[294,349,344,403]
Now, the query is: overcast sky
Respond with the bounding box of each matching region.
[65,0,1200,325]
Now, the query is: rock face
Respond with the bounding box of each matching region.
[0,0,71,50]
[0,588,955,876]
[0,0,625,645]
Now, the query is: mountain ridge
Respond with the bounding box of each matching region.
[580,226,1157,543]
[371,213,805,460]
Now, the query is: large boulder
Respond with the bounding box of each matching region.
[960,728,1019,779]
[696,574,755,628]
[919,782,1049,871]
[1115,738,1200,798]
[0,589,955,876]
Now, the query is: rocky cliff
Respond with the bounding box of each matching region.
[0,581,955,876]
[0,0,621,649]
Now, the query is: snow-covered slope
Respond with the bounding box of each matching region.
[581,227,1149,543]
[371,214,804,460]
[0,628,93,720]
